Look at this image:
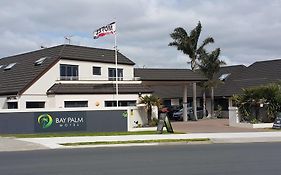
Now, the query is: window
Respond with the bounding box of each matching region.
[108,68,123,81]
[26,102,45,108]
[34,57,49,66]
[7,102,18,109]
[105,101,117,107]
[4,63,16,70]
[105,100,136,107]
[119,100,136,107]
[219,73,231,81]
[60,64,79,80]
[93,66,101,75]
[64,101,88,108]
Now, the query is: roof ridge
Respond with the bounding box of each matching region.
[250,58,281,65]
[0,44,119,60]
[134,68,193,71]
[0,45,63,60]
[63,44,116,52]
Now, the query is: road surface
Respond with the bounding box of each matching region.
[0,142,280,175]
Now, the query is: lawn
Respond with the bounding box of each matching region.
[61,138,210,146]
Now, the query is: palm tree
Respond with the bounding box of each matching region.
[169,21,214,120]
[139,95,161,125]
[169,21,214,70]
[198,48,226,117]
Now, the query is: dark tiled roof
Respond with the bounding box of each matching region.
[0,44,135,95]
[215,65,246,79]
[56,45,135,65]
[215,60,281,97]
[47,83,153,94]
[142,65,247,99]
[134,68,207,81]
[0,48,61,95]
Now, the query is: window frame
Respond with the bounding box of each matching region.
[105,100,136,107]
[26,101,45,109]
[60,64,79,80]
[93,66,101,76]
[7,102,18,109]
[108,68,123,81]
[64,101,88,108]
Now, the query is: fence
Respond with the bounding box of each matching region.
[0,108,128,134]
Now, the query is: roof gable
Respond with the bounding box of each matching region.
[0,44,135,95]
[215,59,281,97]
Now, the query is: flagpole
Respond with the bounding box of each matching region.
[114,23,119,107]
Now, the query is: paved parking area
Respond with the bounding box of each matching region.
[171,118,270,133]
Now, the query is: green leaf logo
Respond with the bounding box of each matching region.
[38,114,53,129]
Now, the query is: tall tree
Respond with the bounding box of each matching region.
[198,48,226,117]
[169,21,214,121]
[169,21,214,70]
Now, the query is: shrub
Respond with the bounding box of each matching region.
[232,83,281,123]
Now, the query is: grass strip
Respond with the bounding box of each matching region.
[61,138,210,146]
[0,131,184,138]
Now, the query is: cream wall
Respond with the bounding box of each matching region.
[53,93,147,109]
[16,58,138,110]
[24,59,135,95]
[59,59,134,81]
[24,62,59,95]
[0,96,7,109]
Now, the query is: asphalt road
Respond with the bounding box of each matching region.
[1,143,281,175]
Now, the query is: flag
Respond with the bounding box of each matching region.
[93,22,116,39]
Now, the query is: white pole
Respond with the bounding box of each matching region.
[114,25,119,107]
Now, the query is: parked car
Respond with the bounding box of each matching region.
[166,106,181,119]
[172,107,208,121]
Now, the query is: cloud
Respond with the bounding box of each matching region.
[1,0,281,68]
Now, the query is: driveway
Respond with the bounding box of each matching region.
[172,118,270,133]
[0,137,48,152]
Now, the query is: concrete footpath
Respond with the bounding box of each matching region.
[0,137,48,152]
[7,131,281,150]
[1,119,281,152]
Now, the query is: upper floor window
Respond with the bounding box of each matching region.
[93,66,101,75]
[108,68,123,81]
[60,64,79,80]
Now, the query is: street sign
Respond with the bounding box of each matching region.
[157,113,174,134]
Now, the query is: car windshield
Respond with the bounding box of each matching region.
[178,107,193,112]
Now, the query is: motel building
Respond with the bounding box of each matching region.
[0,44,206,134]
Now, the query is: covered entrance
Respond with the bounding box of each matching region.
[134,68,207,121]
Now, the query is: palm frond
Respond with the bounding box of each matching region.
[197,37,214,54]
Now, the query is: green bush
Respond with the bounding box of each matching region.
[232,83,281,123]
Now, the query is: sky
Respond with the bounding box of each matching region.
[1,0,281,68]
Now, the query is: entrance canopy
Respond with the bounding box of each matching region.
[135,68,207,121]
[134,68,207,84]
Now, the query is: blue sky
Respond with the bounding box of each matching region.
[1,0,281,68]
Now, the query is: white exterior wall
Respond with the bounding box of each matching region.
[24,62,59,95]
[0,96,7,109]
[53,94,144,109]
[59,59,134,81]
[24,59,135,95]
[5,59,140,110]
